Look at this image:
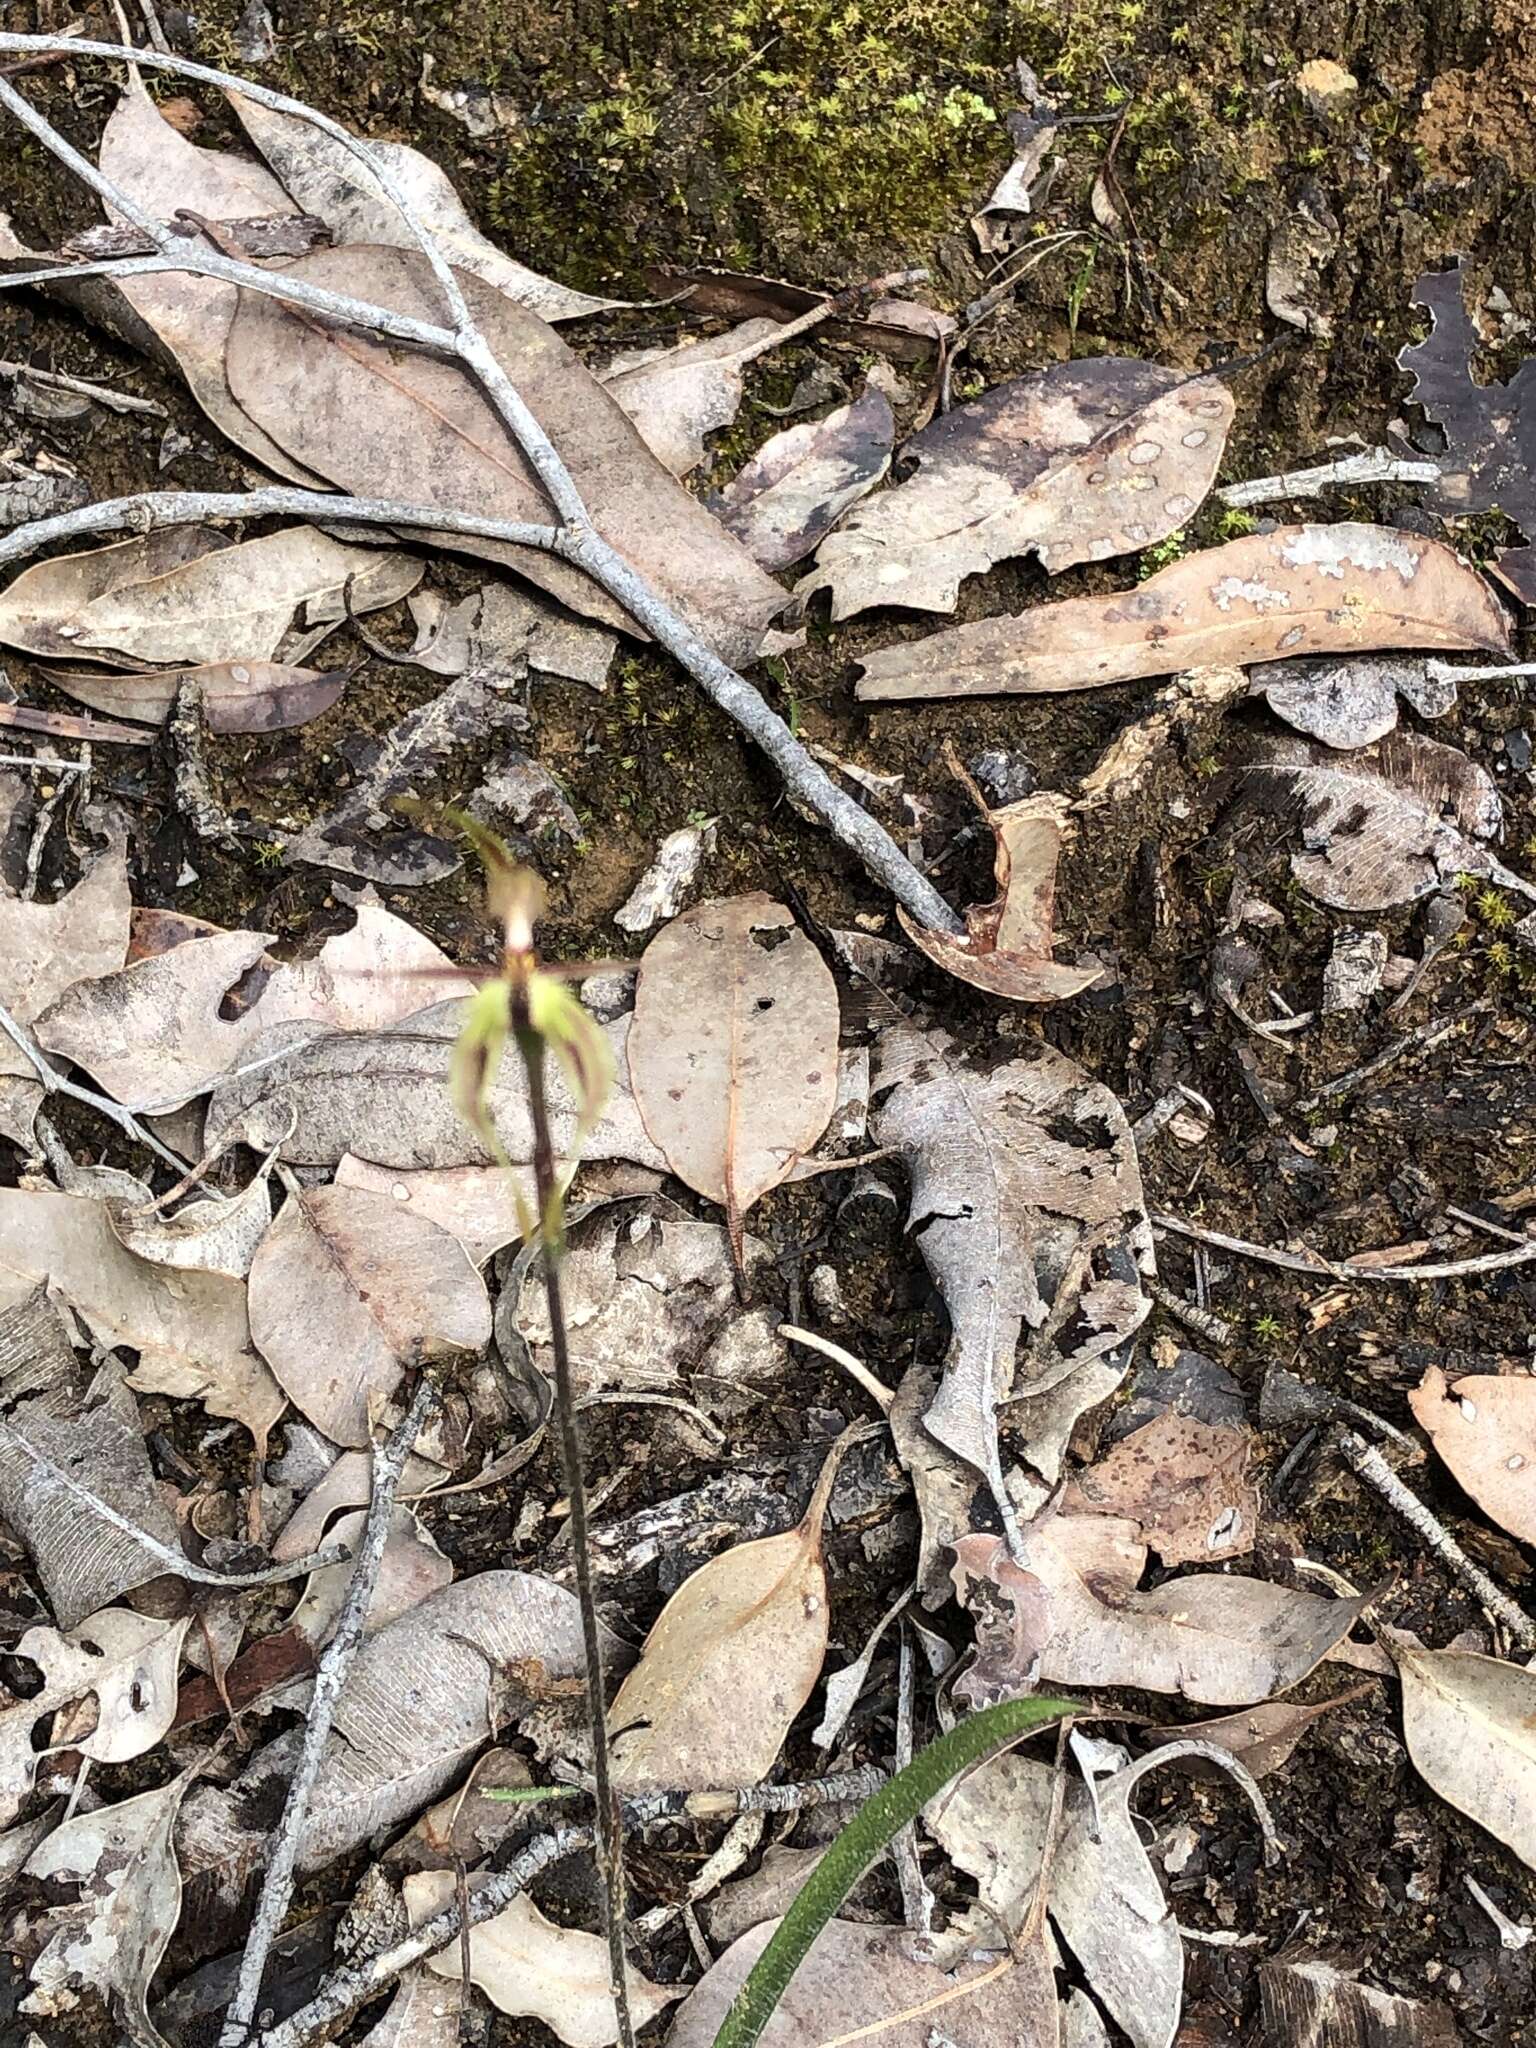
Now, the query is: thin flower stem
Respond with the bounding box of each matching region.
[513,1000,635,2048]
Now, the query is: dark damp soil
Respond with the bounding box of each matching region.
[3,0,1536,2042]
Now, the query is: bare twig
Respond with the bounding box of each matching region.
[219,1376,439,2048]
[254,1826,595,2048]
[0,356,165,415]
[0,998,191,1171]
[1294,1000,1487,1114]
[1154,1211,1536,1285]
[1217,447,1443,510]
[1335,1429,1536,1650]
[1144,1277,1236,1349]
[0,33,961,934]
[779,1323,895,1412]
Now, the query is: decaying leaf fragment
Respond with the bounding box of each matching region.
[667,1917,1060,2048]
[1142,1687,1372,1782]
[1245,732,1534,911]
[0,525,419,670]
[0,526,229,664]
[608,1434,849,1789]
[1399,261,1536,603]
[872,1023,1152,1501]
[855,524,1511,701]
[897,761,1102,1002]
[1249,652,1456,751]
[805,358,1233,619]
[23,1768,196,2048]
[628,895,839,1259]
[715,385,894,570]
[222,246,786,666]
[1408,1366,1536,1544]
[0,1289,192,1628]
[0,1191,282,1449]
[407,1873,681,2046]
[1257,1958,1458,2048]
[1062,1410,1259,1565]
[247,1184,491,1447]
[1390,1636,1536,1871]
[230,93,627,324]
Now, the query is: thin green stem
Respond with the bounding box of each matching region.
[710,1694,1076,2048]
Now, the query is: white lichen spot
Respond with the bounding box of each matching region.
[1196,397,1226,416]
[1088,536,1118,560]
[1281,523,1421,582]
[1279,626,1305,648]
[1165,494,1196,519]
[1459,1396,1478,1422]
[877,562,909,585]
[1508,1453,1527,1471]
[1128,440,1162,465]
[1211,575,1292,613]
[1087,468,1108,485]
[1181,429,1209,449]
[1123,523,1149,544]
[1127,474,1155,493]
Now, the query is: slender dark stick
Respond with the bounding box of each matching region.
[513,999,635,2048]
[219,1376,439,2047]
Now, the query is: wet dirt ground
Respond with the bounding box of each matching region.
[3,0,1536,2042]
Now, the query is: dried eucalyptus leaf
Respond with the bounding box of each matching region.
[1141,1687,1372,1782]
[628,895,839,1252]
[856,524,1511,701]
[0,526,230,665]
[1246,731,1533,910]
[409,1873,682,2046]
[230,94,626,323]
[805,360,1233,619]
[50,658,350,735]
[37,904,475,1112]
[0,851,131,1025]
[98,75,317,484]
[64,526,421,670]
[609,1437,848,1790]
[287,1506,452,1646]
[0,1191,282,1449]
[1408,1366,1536,1545]
[107,1165,276,1281]
[716,385,894,570]
[248,1185,491,1447]
[223,246,786,666]
[1390,1637,1536,1871]
[204,1002,663,1171]
[1061,1412,1258,1565]
[0,1287,190,1628]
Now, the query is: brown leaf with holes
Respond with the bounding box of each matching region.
[1409,1365,1536,1545]
[897,760,1103,1002]
[222,245,787,665]
[1062,1411,1259,1565]
[804,359,1233,619]
[856,523,1510,701]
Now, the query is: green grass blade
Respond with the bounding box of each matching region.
[709,1693,1076,2048]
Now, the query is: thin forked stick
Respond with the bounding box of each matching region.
[0,997,191,1172]
[219,1377,439,2048]
[0,33,962,937]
